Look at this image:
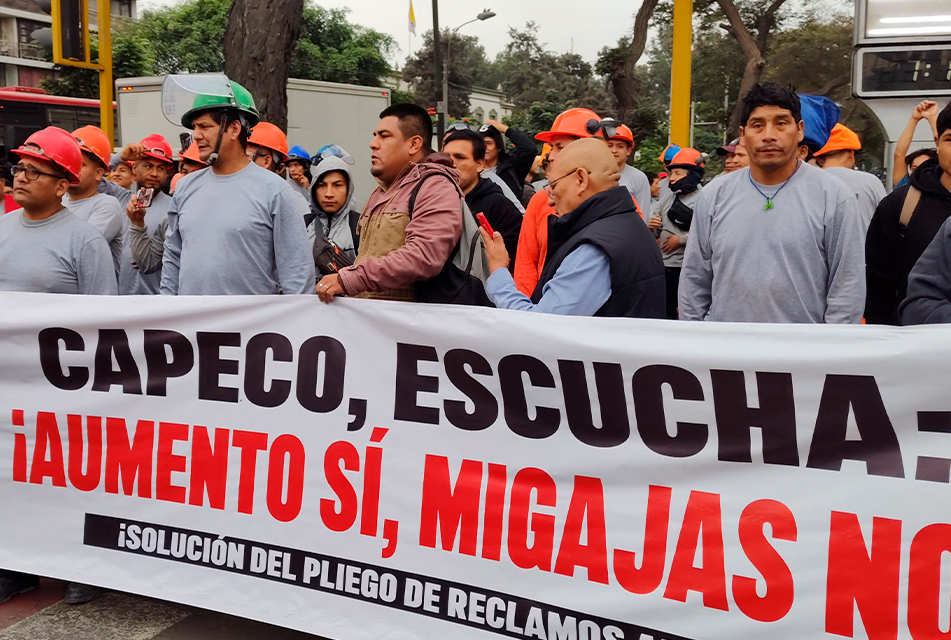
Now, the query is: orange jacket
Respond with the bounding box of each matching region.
[513,190,554,296]
[513,188,642,297]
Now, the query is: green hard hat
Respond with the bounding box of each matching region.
[162,74,260,129]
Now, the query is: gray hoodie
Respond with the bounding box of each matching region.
[307,156,359,259]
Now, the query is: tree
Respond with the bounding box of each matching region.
[40,26,153,99]
[596,0,661,121]
[494,23,613,116]
[223,0,304,129]
[291,5,395,86]
[402,29,493,118]
[134,0,230,74]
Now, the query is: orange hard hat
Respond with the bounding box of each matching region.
[13,126,83,185]
[815,123,861,156]
[667,148,705,170]
[601,123,634,144]
[181,142,203,164]
[72,125,112,168]
[170,173,183,193]
[248,122,289,161]
[535,108,601,143]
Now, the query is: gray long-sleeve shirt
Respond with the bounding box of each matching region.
[0,209,117,294]
[824,166,887,232]
[160,162,315,295]
[63,192,124,278]
[679,163,866,324]
[120,190,172,295]
[900,216,951,324]
[620,165,653,215]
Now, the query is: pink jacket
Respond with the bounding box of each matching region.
[338,153,463,298]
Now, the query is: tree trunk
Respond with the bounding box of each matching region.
[224,0,303,130]
[608,0,660,121]
[716,0,766,134]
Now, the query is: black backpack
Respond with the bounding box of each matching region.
[408,172,492,307]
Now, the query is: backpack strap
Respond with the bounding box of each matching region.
[898,186,922,240]
[407,169,463,218]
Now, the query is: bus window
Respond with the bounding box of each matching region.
[46,108,79,132]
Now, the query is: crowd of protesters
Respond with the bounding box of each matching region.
[1,69,951,604]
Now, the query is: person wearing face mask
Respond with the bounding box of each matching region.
[648,148,705,319]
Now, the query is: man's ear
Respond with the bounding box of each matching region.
[408,135,424,156]
[797,120,805,145]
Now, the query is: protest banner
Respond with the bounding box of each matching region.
[1,291,949,640]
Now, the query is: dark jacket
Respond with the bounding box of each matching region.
[494,127,536,202]
[866,160,951,324]
[465,177,522,270]
[532,186,666,318]
[900,216,951,324]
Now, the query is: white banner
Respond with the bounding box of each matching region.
[1,291,950,640]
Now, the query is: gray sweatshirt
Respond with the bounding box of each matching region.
[679,163,865,324]
[160,162,315,295]
[824,166,887,232]
[99,178,133,208]
[63,192,124,278]
[0,209,117,294]
[620,165,653,215]
[900,216,951,324]
[307,156,359,260]
[120,190,172,295]
[649,187,701,268]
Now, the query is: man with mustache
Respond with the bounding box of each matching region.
[679,83,865,323]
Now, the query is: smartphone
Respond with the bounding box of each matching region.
[135,187,154,209]
[475,212,494,235]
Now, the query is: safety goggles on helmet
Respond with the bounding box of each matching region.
[446,122,477,133]
[315,144,355,166]
[586,117,621,140]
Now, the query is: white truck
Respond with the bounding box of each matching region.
[115,75,392,205]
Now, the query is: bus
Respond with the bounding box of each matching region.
[0,86,113,156]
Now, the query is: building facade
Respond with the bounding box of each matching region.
[0,0,134,88]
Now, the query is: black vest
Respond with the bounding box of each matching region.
[531,187,666,318]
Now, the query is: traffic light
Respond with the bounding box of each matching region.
[33,0,91,66]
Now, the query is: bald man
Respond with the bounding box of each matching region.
[481,138,665,316]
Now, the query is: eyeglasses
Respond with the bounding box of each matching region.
[11,165,67,182]
[543,168,590,197]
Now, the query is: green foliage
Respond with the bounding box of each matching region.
[40,0,396,100]
[40,27,151,99]
[401,29,494,118]
[390,88,415,106]
[502,96,575,141]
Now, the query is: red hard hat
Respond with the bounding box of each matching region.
[181,142,203,164]
[72,125,112,168]
[139,134,174,165]
[13,127,83,185]
[535,108,601,143]
[667,148,705,170]
[247,122,289,161]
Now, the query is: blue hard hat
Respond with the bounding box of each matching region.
[287,145,311,165]
[799,95,840,154]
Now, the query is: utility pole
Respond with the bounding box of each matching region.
[432,0,444,146]
[669,0,692,148]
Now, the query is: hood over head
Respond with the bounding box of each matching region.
[910,159,951,201]
[311,155,356,216]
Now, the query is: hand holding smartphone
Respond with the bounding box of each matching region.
[475,212,494,236]
[135,187,154,209]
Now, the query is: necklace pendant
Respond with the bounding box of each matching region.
[765,200,774,210]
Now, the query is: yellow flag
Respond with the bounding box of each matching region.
[408,0,417,35]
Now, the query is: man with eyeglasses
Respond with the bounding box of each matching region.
[480,138,664,317]
[64,125,124,278]
[514,107,601,296]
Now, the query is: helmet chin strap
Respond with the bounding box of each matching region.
[207,112,229,166]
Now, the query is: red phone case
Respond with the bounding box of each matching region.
[475,212,494,235]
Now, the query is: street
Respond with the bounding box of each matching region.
[0,579,324,640]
